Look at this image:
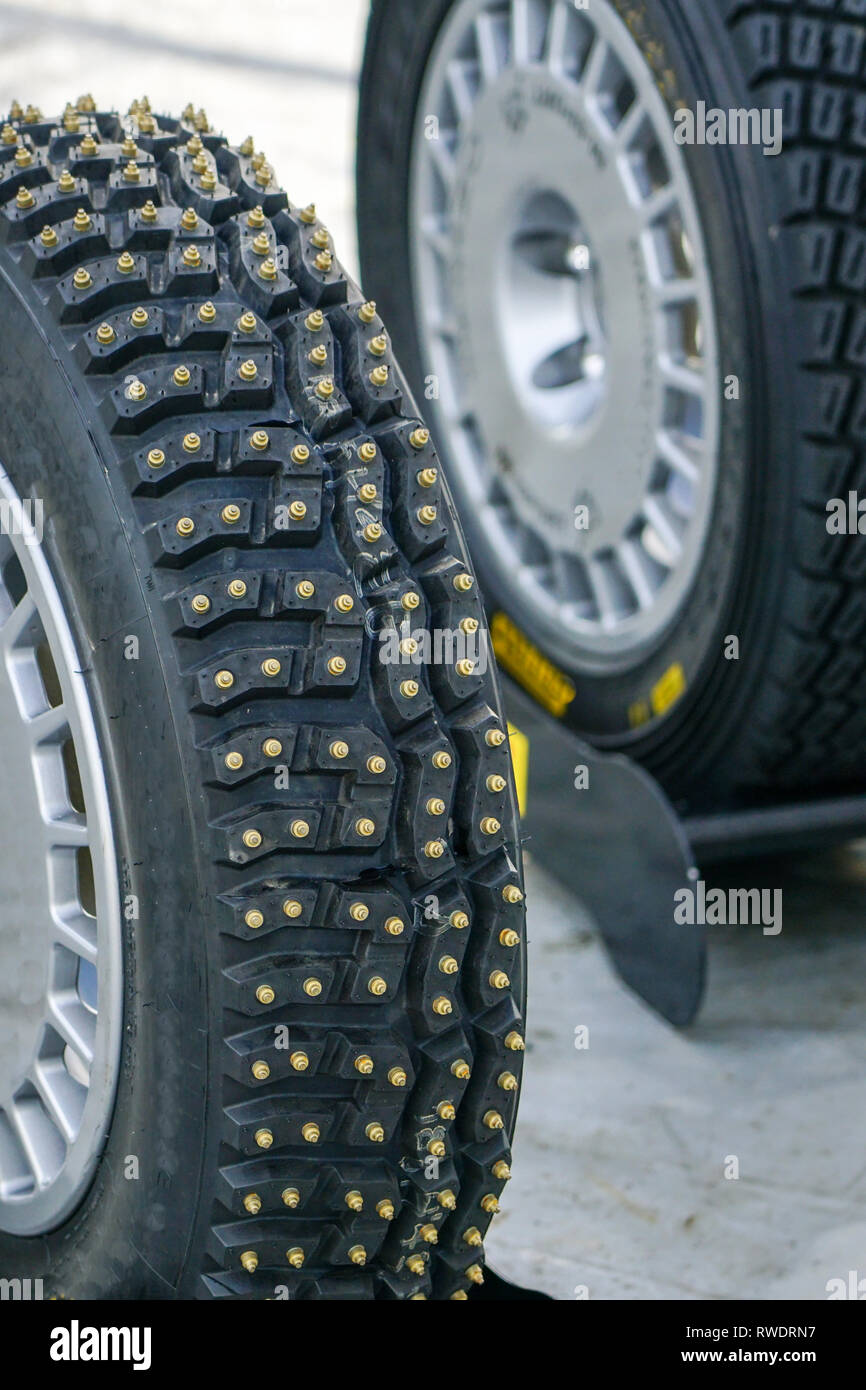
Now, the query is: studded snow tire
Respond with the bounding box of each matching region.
[0,97,527,1301]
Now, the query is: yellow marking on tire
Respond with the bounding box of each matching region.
[506,722,529,818]
[490,612,576,719]
[650,662,686,717]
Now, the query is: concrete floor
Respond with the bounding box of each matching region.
[2,0,865,1304]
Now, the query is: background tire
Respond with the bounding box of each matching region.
[0,97,526,1300]
[358,0,866,810]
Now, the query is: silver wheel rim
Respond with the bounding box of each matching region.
[410,0,720,671]
[0,468,122,1236]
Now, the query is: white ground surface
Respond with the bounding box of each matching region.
[2,0,864,1304]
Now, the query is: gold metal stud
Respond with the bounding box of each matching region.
[8,101,22,120]
[288,499,307,521]
[261,737,283,758]
[368,976,387,996]
[308,344,328,366]
[417,467,438,488]
[182,244,201,268]
[303,977,322,997]
[252,230,270,256]
[115,251,136,276]
[438,1189,457,1210]
[286,1247,305,1269]
[368,333,387,357]
[221,503,241,523]
[305,308,324,331]
[453,573,474,593]
[499,928,521,949]
[355,817,376,837]
[349,901,369,922]
[489,969,509,990]
[95,320,114,344]
[456,659,475,677]
[406,1255,426,1276]
[192,594,211,616]
[183,431,201,452]
[79,134,98,157]
[238,311,258,334]
[449,911,469,932]
[358,441,377,463]
[315,377,334,399]
[481,1194,500,1214]
[438,956,459,978]
[247,204,265,227]
[290,819,310,839]
[498,1071,519,1092]
[504,1031,526,1052]
[451,1058,471,1080]
[384,916,404,936]
[437,1101,455,1121]
[240,1250,258,1273]
[463,1227,483,1247]
[369,364,389,387]
[258,256,277,281]
[227,579,247,599]
[15,146,33,169]
[424,839,445,860]
[358,300,376,323]
[251,1060,270,1081]
[172,364,190,386]
[432,751,452,771]
[243,1193,261,1214]
[39,224,58,249]
[249,429,269,452]
[239,359,258,382]
[214,669,233,688]
[481,817,501,836]
[355,1054,374,1075]
[73,267,92,290]
[329,739,349,759]
[334,593,354,615]
[245,908,264,930]
[426,798,446,820]
[345,1190,363,1212]
[290,1051,309,1071]
[348,1245,367,1266]
[417,504,438,526]
[409,426,430,449]
[402,591,421,611]
[126,378,147,402]
[292,443,310,464]
[487,729,507,749]
[451,1290,469,1300]
[311,226,330,250]
[366,1121,385,1143]
[460,617,479,637]
[427,1139,446,1158]
[302,1122,320,1144]
[466,1264,484,1285]
[358,482,377,503]
[502,885,524,905]
[254,163,272,189]
[254,1128,273,1149]
[122,161,141,183]
[295,578,315,600]
[200,168,216,192]
[0,124,15,146]
[366,754,386,774]
[261,657,281,678]
[72,207,91,233]
[314,249,332,272]
[376,1198,394,1220]
[146,448,165,470]
[298,202,316,224]
[388,1066,407,1087]
[492,1160,511,1181]
[400,679,419,699]
[483,1110,505,1130]
[432,996,452,1016]
[130,306,148,327]
[281,896,301,915]
[245,831,265,853]
[282,1187,300,1207]
[121,136,138,159]
[23,104,41,124]
[255,983,274,1004]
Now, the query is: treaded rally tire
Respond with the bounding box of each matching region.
[358,0,866,808]
[0,98,526,1300]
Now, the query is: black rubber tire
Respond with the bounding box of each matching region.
[357,0,866,810]
[0,98,526,1300]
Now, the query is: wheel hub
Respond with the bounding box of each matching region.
[410,0,720,669]
[0,469,122,1236]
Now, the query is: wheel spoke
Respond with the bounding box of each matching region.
[510,0,533,66]
[642,496,684,565]
[660,356,705,398]
[473,12,504,85]
[24,702,70,748]
[0,589,38,655]
[31,1061,84,1145]
[618,540,656,611]
[44,814,89,849]
[580,36,609,96]
[445,58,476,124]
[657,430,699,485]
